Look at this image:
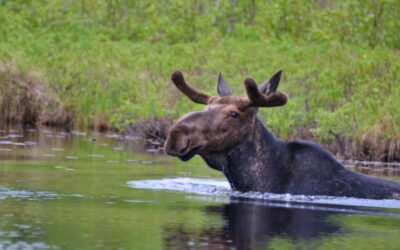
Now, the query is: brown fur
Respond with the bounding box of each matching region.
[164,97,257,158]
[165,71,286,160]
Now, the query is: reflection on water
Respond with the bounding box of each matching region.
[162,197,400,250]
[0,126,400,249]
[164,198,341,249]
[342,160,400,178]
[355,164,400,178]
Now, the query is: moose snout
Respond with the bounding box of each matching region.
[164,134,191,157]
[164,111,205,158]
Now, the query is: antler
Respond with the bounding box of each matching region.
[171,71,211,104]
[244,77,287,108]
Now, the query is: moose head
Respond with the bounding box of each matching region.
[164,70,287,162]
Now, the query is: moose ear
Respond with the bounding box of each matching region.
[217,72,232,97]
[258,70,282,96]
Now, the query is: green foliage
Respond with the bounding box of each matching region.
[1,0,399,47]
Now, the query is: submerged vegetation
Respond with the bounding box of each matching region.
[0,0,399,161]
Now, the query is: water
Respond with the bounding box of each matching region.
[0,127,400,249]
[128,178,400,210]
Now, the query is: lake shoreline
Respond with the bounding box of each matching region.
[1,117,399,164]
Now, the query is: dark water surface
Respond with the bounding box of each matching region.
[0,127,400,249]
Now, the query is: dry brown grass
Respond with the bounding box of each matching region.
[356,124,400,162]
[126,116,172,145]
[0,63,73,128]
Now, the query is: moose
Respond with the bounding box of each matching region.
[164,70,400,199]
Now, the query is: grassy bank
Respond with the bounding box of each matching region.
[0,0,399,161]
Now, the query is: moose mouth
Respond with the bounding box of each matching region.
[179,146,202,161]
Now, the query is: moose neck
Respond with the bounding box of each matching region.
[201,118,288,192]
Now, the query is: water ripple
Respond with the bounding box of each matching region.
[0,186,58,201]
[127,177,400,209]
[0,186,84,201]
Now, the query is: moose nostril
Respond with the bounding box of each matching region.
[179,140,190,155]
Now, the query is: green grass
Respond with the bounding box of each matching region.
[0,0,399,160]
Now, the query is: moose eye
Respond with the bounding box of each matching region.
[229,111,239,118]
